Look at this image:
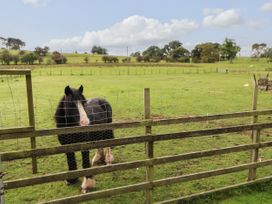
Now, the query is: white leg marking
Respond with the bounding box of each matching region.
[77,101,90,126]
[92,148,104,166]
[81,176,96,193]
[104,147,114,165]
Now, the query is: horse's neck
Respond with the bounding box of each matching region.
[55,99,67,128]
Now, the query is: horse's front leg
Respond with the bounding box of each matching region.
[65,152,79,185]
[81,150,96,193]
[104,147,114,165]
[91,148,104,166]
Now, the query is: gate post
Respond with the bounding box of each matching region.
[144,88,154,204]
[25,72,37,174]
[248,74,260,181]
[0,156,4,204]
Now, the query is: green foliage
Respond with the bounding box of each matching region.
[102,55,119,63]
[142,46,163,62]
[91,46,107,55]
[0,49,13,65]
[34,46,49,57]
[20,52,38,65]
[191,43,220,63]
[0,37,25,50]
[122,57,131,63]
[220,38,241,63]
[52,51,67,64]
[83,56,89,64]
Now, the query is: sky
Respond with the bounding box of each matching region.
[1,0,272,56]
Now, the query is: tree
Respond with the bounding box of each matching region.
[34,46,49,56]
[52,51,67,64]
[265,48,272,63]
[191,43,220,63]
[12,55,20,65]
[0,50,13,65]
[102,56,119,63]
[162,40,190,62]
[21,53,38,65]
[84,56,89,64]
[220,38,241,63]
[251,43,267,59]
[6,37,25,50]
[142,46,163,62]
[91,46,107,55]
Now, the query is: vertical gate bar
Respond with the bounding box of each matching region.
[25,73,37,174]
[144,88,153,204]
[248,74,260,181]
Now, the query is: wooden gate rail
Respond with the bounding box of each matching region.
[39,159,272,204]
[2,122,272,161]
[1,109,272,141]
[4,141,272,190]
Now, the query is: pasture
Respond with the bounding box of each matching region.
[1,60,272,203]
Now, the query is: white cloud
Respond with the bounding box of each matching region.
[22,0,48,6]
[45,15,199,52]
[247,19,265,29]
[202,8,242,27]
[260,1,272,12]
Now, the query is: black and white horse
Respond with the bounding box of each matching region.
[54,85,114,193]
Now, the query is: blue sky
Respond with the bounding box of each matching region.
[1,0,272,55]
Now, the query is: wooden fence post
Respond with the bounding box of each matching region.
[144,88,154,204]
[248,74,260,181]
[0,156,4,204]
[25,73,37,174]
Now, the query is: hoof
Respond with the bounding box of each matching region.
[65,178,79,185]
[81,177,96,193]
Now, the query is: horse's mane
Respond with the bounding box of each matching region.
[54,96,66,128]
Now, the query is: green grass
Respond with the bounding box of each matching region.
[1,61,272,203]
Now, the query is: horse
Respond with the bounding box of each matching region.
[54,85,114,193]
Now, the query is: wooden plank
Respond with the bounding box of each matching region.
[0,126,34,135]
[144,88,154,204]
[152,109,272,126]
[4,141,272,189]
[3,122,272,161]
[1,109,272,140]
[152,159,272,188]
[248,75,260,181]
[157,175,272,204]
[0,69,31,75]
[42,182,151,204]
[25,73,37,174]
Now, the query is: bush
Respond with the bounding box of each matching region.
[122,57,131,63]
[102,56,119,63]
[52,51,67,64]
[21,53,38,65]
[0,50,13,65]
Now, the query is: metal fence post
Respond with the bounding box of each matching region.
[144,88,154,204]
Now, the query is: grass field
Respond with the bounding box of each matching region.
[1,58,272,203]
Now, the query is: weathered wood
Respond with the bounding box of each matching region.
[152,109,272,126]
[158,175,272,204]
[152,159,272,188]
[144,88,153,204]
[17,159,272,204]
[4,141,272,189]
[248,75,260,181]
[0,156,4,204]
[25,73,37,174]
[42,182,152,204]
[0,126,34,136]
[0,69,31,75]
[3,122,272,161]
[1,109,272,141]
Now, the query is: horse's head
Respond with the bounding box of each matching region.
[62,85,90,126]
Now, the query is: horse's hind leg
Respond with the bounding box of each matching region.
[81,150,96,193]
[65,152,78,184]
[104,147,114,165]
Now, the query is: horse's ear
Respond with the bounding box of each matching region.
[79,85,83,94]
[65,86,71,95]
